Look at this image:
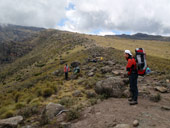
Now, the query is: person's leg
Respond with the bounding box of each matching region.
[129,75,134,101]
[66,72,68,80]
[67,72,68,80]
[129,74,138,105]
[133,74,138,102]
[65,72,68,80]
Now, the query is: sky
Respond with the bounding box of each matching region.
[1,0,170,35]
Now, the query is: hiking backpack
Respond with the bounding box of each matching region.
[135,48,147,76]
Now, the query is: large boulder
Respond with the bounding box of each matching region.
[88,72,94,77]
[41,103,64,124]
[86,91,96,98]
[112,71,120,76]
[71,61,80,68]
[52,69,62,76]
[90,67,97,72]
[0,116,23,128]
[154,86,168,93]
[103,61,116,66]
[101,66,112,74]
[72,90,82,97]
[95,77,126,98]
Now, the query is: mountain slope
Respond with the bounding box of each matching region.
[0,24,44,64]
[0,24,44,43]
[0,25,170,128]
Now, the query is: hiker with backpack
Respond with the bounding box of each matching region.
[64,64,70,80]
[73,66,80,74]
[124,50,138,105]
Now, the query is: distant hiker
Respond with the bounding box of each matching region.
[124,50,138,105]
[64,64,70,80]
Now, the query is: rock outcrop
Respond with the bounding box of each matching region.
[95,77,127,98]
[0,116,23,128]
[41,103,64,124]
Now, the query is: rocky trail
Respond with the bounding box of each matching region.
[71,75,170,128]
[71,96,170,128]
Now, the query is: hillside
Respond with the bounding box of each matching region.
[0,24,44,65]
[106,33,170,42]
[0,24,44,43]
[0,26,170,128]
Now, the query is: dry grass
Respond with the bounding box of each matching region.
[87,35,170,60]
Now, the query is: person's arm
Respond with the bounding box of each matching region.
[64,66,66,72]
[126,59,132,72]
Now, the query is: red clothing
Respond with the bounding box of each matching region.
[126,57,137,75]
[64,66,70,73]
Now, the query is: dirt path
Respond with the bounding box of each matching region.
[71,95,170,128]
[71,74,170,128]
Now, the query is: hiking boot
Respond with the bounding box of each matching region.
[129,101,138,105]
[128,98,133,102]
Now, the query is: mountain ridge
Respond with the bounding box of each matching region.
[106,32,170,41]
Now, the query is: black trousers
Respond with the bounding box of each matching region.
[65,72,68,80]
[129,73,138,101]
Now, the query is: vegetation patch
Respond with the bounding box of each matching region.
[66,108,80,121]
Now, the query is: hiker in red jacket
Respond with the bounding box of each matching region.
[64,64,70,80]
[124,50,138,105]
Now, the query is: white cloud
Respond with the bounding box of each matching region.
[97,31,115,36]
[62,0,170,35]
[0,0,69,28]
[1,0,170,35]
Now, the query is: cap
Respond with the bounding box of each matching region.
[124,50,132,56]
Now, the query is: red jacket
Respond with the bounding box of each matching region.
[64,65,70,73]
[126,57,137,75]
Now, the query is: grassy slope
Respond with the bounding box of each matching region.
[0,25,44,65]
[87,35,170,59]
[86,35,170,74]
[0,29,170,124]
[0,29,98,119]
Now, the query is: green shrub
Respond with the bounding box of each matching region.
[36,88,42,97]
[150,93,161,102]
[89,98,97,105]
[34,72,42,76]
[29,98,42,106]
[42,88,54,98]
[15,103,26,109]
[48,84,58,93]
[19,106,39,118]
[97,94,108,100]
[0,108,7,117]
[59,97,74,107]
[14,92,21,103]
[66,108,80,121]
[26,97,33,104]
[15,75,22,81]
[2,110,15,119]
[83,78,97,89]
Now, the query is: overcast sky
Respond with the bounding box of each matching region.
[1,0,170,35]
